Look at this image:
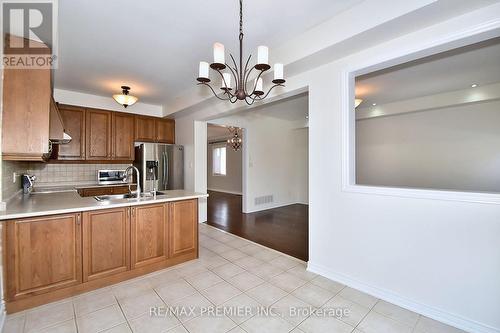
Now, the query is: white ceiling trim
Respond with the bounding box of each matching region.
[356,81,500,120]
[54,89,164,117]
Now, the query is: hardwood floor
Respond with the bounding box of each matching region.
[206,190,308,261]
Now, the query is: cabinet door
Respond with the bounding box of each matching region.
[135,116,156,142]
[78,187,114,197]
[2,66,51,160]
[58,105,86,160]
[155,119,175,143]
[82,208,130,281]
[131,204,168,269]
[5,213,82,300]
[85,109,112,160]
[169,199,198,257]
[112,112,135,160]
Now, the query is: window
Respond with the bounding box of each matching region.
[213,146,227,176]
[352,37,500,195]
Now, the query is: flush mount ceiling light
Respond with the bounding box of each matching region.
[227,127,242,151]
[355,98,363,108]
[471,83,478,88]
[196,0,285,105]
[113,86,138,108]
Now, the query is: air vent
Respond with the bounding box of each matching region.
[254,195,273,205]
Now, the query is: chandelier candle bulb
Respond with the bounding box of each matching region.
[213,43,225,64]
[257,46,269,65]
[274,63,283,80]
[222,73,232,89]
[254,77,264,95]
[198,62,209,79]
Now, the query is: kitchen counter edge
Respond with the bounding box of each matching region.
[0,191,208,221]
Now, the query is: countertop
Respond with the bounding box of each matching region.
[0,190,208,220]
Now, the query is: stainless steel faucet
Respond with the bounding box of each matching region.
[125,165,141,198]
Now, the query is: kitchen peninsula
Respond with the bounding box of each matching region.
[0,190,208,313]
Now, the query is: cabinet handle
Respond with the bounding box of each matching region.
[131,207,135,217]
[76,214,81,225]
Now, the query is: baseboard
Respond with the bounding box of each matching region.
[0,303,5,333]
[244,201,307,213]
[307,262,499,333]
[207,188,242,195]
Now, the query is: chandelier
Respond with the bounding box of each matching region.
[227,127,242,151]
[196,0,285,105]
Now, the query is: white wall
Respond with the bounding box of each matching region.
[356,100,500,192]
[174,4,500,332]
[207,140,243,195]
[210,106,309,213]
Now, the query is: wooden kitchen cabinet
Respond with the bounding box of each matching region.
[135,116,156,142]
[135,116,175,143]
[57,105,86,160]
[112,112,135,160]
[155,118,175,143]
[131,203,169,269]
[4,213,82,300]
[169,199,198,257]
[85,109,112,160]
[82,208,130,281]
[2,36,51,161]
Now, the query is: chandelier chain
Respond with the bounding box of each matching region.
[239,0,243,36]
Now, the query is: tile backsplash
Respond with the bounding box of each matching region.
[1,162,131,200]
[2,161,29,200]
[27,163,131,184]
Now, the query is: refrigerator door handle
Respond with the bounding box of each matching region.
[163,151,169,188]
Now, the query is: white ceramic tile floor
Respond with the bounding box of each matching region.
[3,223,469,333]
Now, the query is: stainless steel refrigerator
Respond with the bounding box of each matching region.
[134,143,184,193]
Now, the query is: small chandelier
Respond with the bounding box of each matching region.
[227,127,242,151]
[196,0,285,105]
[113,86,138,108]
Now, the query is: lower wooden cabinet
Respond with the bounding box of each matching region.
[4,213,82,300]
[169,199,198,257]
[131,203,169,269]
[3,199,198,312]
[82,208,130,281]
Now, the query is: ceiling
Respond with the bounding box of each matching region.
[207,124,233,141]
[226,92,309,121]
[355,37,500,107]
[54,0,362,106]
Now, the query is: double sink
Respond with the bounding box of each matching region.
[94,191,166,202]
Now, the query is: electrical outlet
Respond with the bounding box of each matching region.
[13,172,17,183]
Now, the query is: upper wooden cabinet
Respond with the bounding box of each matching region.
[85,109,112,160]
[112,112,135,160]
[4,213,82,301]
[136,116,175,143]
[2,36,51,161]
[135,116,156,142]
[82,208,130,282]
[57,105,86,160]
[156,118,175,143]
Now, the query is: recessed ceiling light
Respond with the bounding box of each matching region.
[372,103,377,106]
[471,84,478,88]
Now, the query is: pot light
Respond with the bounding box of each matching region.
[372,103,377,106]
[113,86,138,108]
[471,84,478,88]
[355,99,363,108]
